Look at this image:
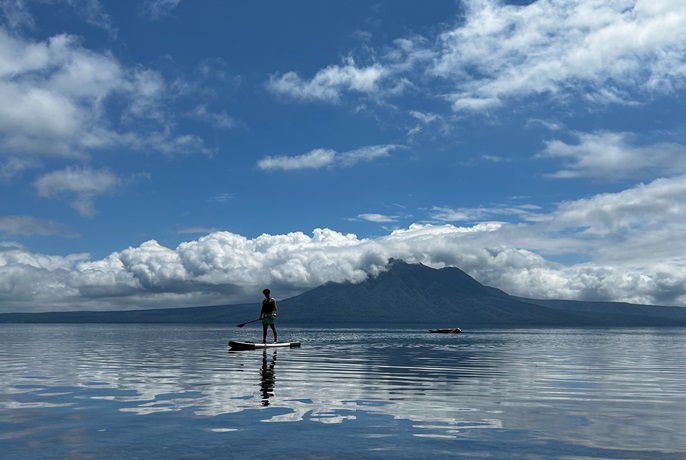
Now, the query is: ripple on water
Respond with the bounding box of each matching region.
[1,325,685,459]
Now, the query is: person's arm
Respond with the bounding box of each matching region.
[272,299,277,316]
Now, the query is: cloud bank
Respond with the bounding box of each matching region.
[3,173,686,312]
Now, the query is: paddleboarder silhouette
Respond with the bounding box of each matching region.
[260,288,278,344]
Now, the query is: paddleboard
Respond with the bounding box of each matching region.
[228,340,301,350]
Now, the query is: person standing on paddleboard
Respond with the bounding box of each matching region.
[260,289,278,344]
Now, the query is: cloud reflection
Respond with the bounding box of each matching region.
[2,324,685,452]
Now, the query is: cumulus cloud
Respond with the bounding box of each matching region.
[547,175,686,240]
[0,243,88,311]
[3,174,686,312]
[0,26,208,177]
[258,144,398,171]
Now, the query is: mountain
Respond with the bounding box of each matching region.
[278,260,586,326]
[2,260,686,326]
[278,260,686,326]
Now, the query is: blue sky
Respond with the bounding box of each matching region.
[1,0,685,313]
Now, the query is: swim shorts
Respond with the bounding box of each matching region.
[261,314,275,326]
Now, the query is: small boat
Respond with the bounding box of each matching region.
[429,328,462,334]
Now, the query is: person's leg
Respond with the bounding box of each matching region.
[271,324,277,343]
[262,324,268,343]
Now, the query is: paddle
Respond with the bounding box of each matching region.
[236,318,262,328]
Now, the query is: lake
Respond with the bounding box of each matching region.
[1,324,685,459]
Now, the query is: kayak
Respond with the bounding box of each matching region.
[429,328,463,334]
[228,340,301,350]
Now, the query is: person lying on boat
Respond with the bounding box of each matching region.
[430,328,463,333]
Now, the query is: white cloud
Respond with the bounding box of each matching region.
[0,0,34,29]
[267,57,387,103]
[547,175,686,239]
[0,243,88,311]
[69,0,117,38]
[0,0,116,36]
[0,215,76,237]
[433,0,686,110]
[339,144,397,167]
[540,131,686,180]
[407,110,445,136]
[268,1,686,113]
[0,27,208,176]
[258,148,336,171]
[0,156,41,181]
[177,226,219,235]
[429,204,539,223]
[208,193,233,203]
[118,240,189,291]
[258,144,398,171]
[190,105,237,130]
[481,154,512,163]
[409,111,440,124]
[3,173,686,312]
[356,214,399,223]
[142,0,183,20]
[34,167,122,217]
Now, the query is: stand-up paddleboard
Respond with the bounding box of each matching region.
[229,340,301,350]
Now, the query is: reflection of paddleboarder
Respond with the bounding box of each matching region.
[260,349,277,406]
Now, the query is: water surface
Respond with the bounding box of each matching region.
[1,325,685,459]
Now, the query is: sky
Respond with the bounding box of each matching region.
[1,0,685,313]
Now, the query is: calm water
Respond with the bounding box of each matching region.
[1,325,685,459]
